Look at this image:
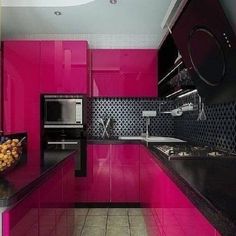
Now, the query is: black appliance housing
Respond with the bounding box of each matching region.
[41,94,87,176]
[172,0,236,104]
[42,128,87,176]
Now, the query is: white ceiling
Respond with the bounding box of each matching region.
[1,0,235,48]
[1,0,172,48]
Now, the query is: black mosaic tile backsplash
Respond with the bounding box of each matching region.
[87,95,236,154]
[87,98,175,138]
[174,93,236,153]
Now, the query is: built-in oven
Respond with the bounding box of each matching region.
[43,95,84,128]
[42,128,87,176]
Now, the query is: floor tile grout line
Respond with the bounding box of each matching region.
[79,208,89,236]
[105,209,108,236]
[127,209,132,236]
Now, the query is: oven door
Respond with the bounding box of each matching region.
[46,139,86,176]
[44,98,83,125]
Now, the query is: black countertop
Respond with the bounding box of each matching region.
[88,138,236,235]
[0,150,76,207]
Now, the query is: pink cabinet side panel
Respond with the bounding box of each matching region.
[2,188,39,236]
[3,41,41,160]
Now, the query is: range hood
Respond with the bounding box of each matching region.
[171,0,236,104]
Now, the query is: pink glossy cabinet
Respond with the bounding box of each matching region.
[110,144,140,202]
[140,146,220,236]
[2,189,39,236]
[2,155,75,236]
[91,49,158,97]
[76,144,140,203]
[39,169,62,236]
[87,144,110,202]
[40,41,88,94]
[3,41,41,153]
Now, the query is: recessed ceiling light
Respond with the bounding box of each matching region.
[54,11,62,16]
[110,0,117,4]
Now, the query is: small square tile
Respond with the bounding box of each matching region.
[106,227,130,236]
[129,216,146,228]
[74,215,86,227]
[130,227,148,236]
[108,208,128,216]
[142,208,153,216]
[88,208,108,216]
[73,227,83,236]
[75,208,89,216]
[81,227,106,236]
[128,208,143,216]
[85,216,107,228]
[107,216,129,227]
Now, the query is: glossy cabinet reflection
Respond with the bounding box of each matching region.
[3,41,41,154]
[40,41,88,94]
[87,144,110,202]
[92,49,158,97]
[76,144,140,203]
[111,144,140,202]
[2,156,75,236]
[140,146,220,236]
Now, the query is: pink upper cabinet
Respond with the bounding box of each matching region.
[3,41,41,152]
[40,40,88,94]
[91,49,158,97]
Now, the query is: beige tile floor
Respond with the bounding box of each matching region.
[73,208,149,236]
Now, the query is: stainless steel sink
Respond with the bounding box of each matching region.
[118,136,145,141]
[118,136,186,143]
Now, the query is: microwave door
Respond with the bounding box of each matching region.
[45,101,62,123]
[61,100,76,124]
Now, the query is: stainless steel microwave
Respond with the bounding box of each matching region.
[43,95,84,128]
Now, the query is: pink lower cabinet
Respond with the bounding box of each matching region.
[2,189,39,236]
[39,169,62,236]
[76,144,140,203]
[87,144,110,202]
[140,146,220,236]
[110,144,140,202]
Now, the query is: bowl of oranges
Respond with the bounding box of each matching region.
[0,138,24,173]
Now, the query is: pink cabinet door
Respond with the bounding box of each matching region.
[63,41,88,94]
[2,189,39,236]
[141,146,220,236]
[62,156,75,206]
[91,49,158,97]
[110,144,140,202]
[40,41,88,94]
[3,41,41,149]
[119,50,158,97]
[87,144,110,202]
[39,169,62,236]
[74,176,88,203]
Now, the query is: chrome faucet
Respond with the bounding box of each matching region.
[145,117,150,139]
[142,110,157,139]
